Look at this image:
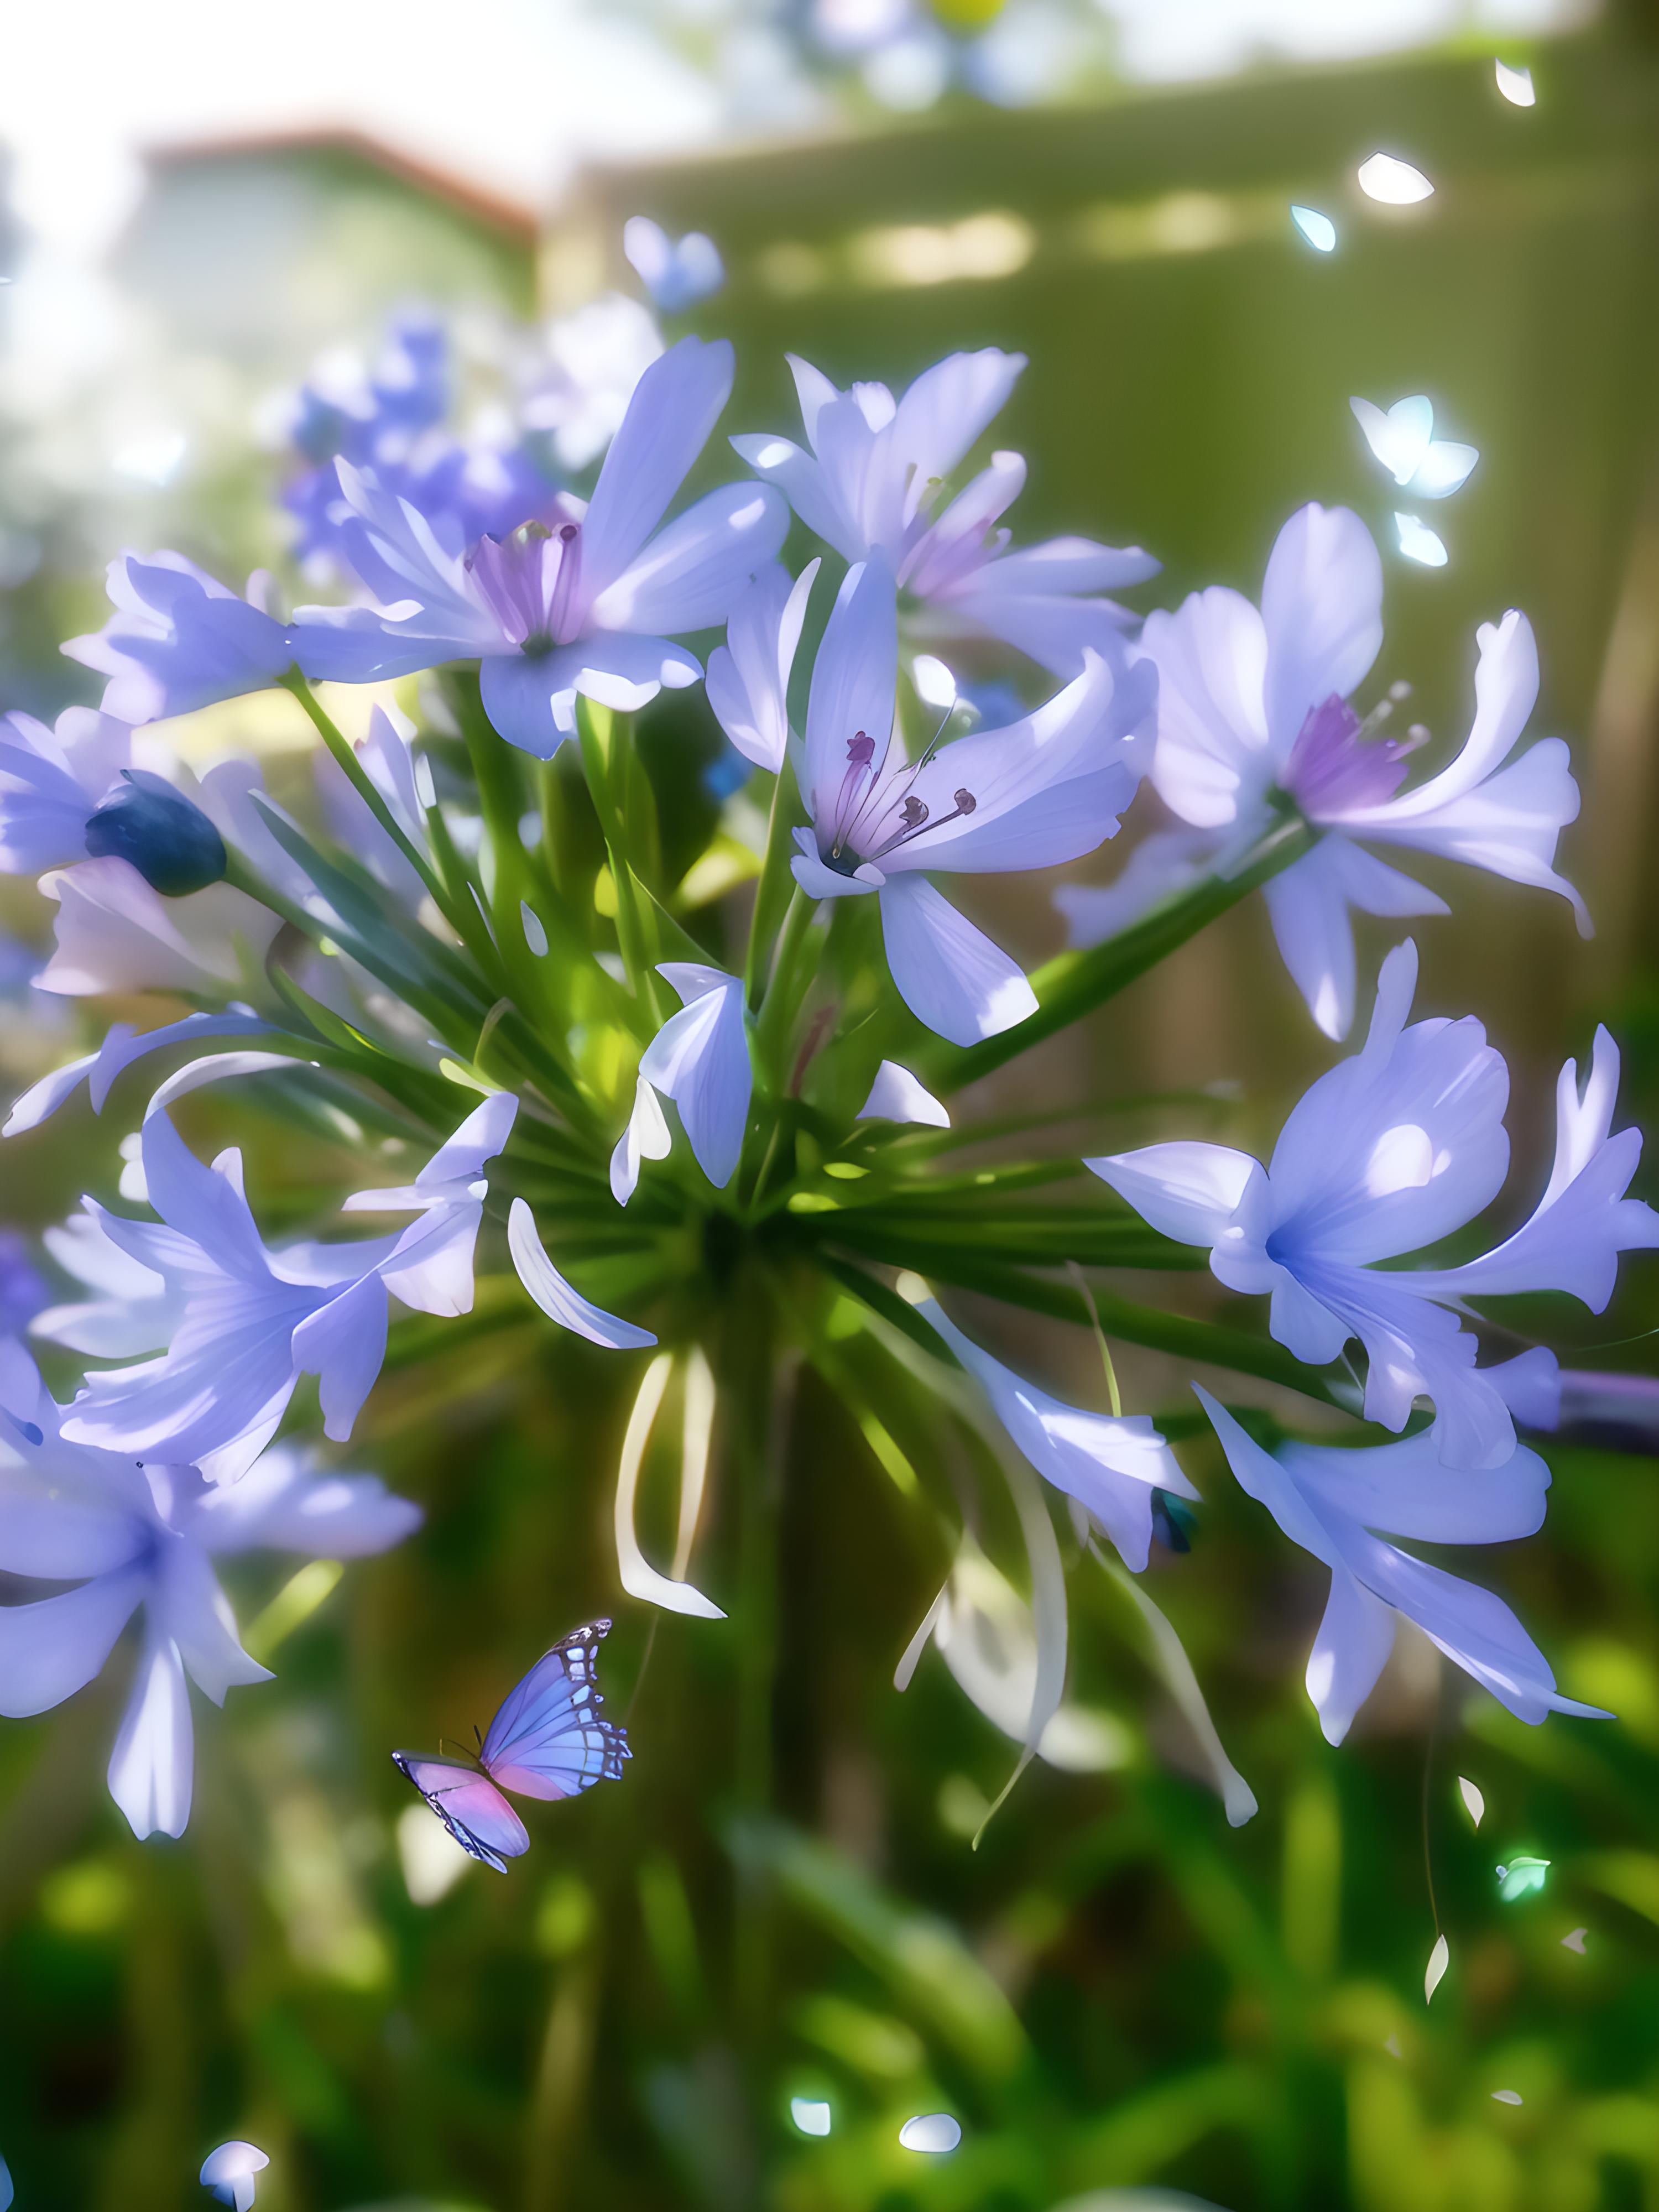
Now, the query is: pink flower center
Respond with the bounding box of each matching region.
[465,515,585,653]
[1283,693,1411,821]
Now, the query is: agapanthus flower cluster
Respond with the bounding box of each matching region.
[1,275,1652,1864]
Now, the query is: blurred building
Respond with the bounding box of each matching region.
[111,127,536,373]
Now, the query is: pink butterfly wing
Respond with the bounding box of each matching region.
[392,1752,529,1871]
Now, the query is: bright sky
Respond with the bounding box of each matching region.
[0,0,1590,263]
[0,0,721,258]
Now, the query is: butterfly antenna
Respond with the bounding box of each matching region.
[473,1721,483,1750]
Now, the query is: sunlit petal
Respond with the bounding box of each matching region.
[1290,205,1337,253]
[1358,153,1435,204]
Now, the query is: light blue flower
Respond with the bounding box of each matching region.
[63,557,305,724]
[284,310,558,570]
[290,336,789,759]
[733,350,1157,677]
[705,560,818,775]
[1091,942,1659,1469]
[1196,1389,1606,1743]
[922,1298,1193,1571]
[0,1339,419,1838]
[1121,502,1585,1039]
[60,1092,518,1481]
[0,705,131,873]
[4,1010,273,1138]
[64,341,786,762]
[788,557,1151,1046]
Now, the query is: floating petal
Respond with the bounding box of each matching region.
[911,653,958,709]
[1561,1927,1588,1953]
[790,2098,832,2136]
[1395,512,1449,568]
[200,2141,269,2212]
[899,2114,962,2154]
[1425,1931,1449,2003]
[1408,439,1479,500]
[520,901,549,956]
[1291,205,1338,253]
[1493,2089,1524,2106]
[1358,153,1435,205]
[508,1199,657,1350]
[1497,1854,1550,1901]
[1495,60,1536,107]
[613,1354,726,1620]
[1352,394,1433,485]
[857,1060,950,1128]
[1458,1776,1485,1828]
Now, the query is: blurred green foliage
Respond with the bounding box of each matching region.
[2,20,1659,2212]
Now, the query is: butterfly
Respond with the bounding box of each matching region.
[393,1618,629,1871]
[1350,394,1479,499]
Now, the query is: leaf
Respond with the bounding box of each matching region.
[1425,1932,1449,2004]
[252,798,478,1015]
[921,812,1313,1091]
[727,1818,1027,2084]
[829,1244,1352,1413]
[613,1353,726,1619]
[818,1256,961,1364]
[1097,1552,1256,1827]
[967,1454,1067,1848]
[1458,1777,1485,1828]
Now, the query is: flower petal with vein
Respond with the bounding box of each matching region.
[1090,942,1659,1467]
[789,558,1151,1045]
[0,1338,416,1838]
[1126,502,1585,1037]
[734,349,1157,675]
[1196,1388,1605,1741]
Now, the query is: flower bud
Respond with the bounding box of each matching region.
[84,771,226,896]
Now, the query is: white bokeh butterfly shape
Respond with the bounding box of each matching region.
[1358,153,1435,204]
[1395,512,1450,568]
[1351,395,1479,499]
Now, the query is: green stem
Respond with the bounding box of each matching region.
[743,765,801,1010]
[535,758,567,903]
[575,696,659,1018]
[922,811,1316,1092]
[279,671,456,924]
[753,886,817,1089]
[821,1249,1355,1413]
[723,1279,792,2057]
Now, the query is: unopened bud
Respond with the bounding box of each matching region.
[84,771,227,896]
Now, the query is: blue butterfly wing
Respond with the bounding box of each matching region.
[479,1617,630,1802]
[392,1751,530,1871]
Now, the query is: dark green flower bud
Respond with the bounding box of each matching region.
[1150,1490,1197,1554]
[84,770,227,897]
